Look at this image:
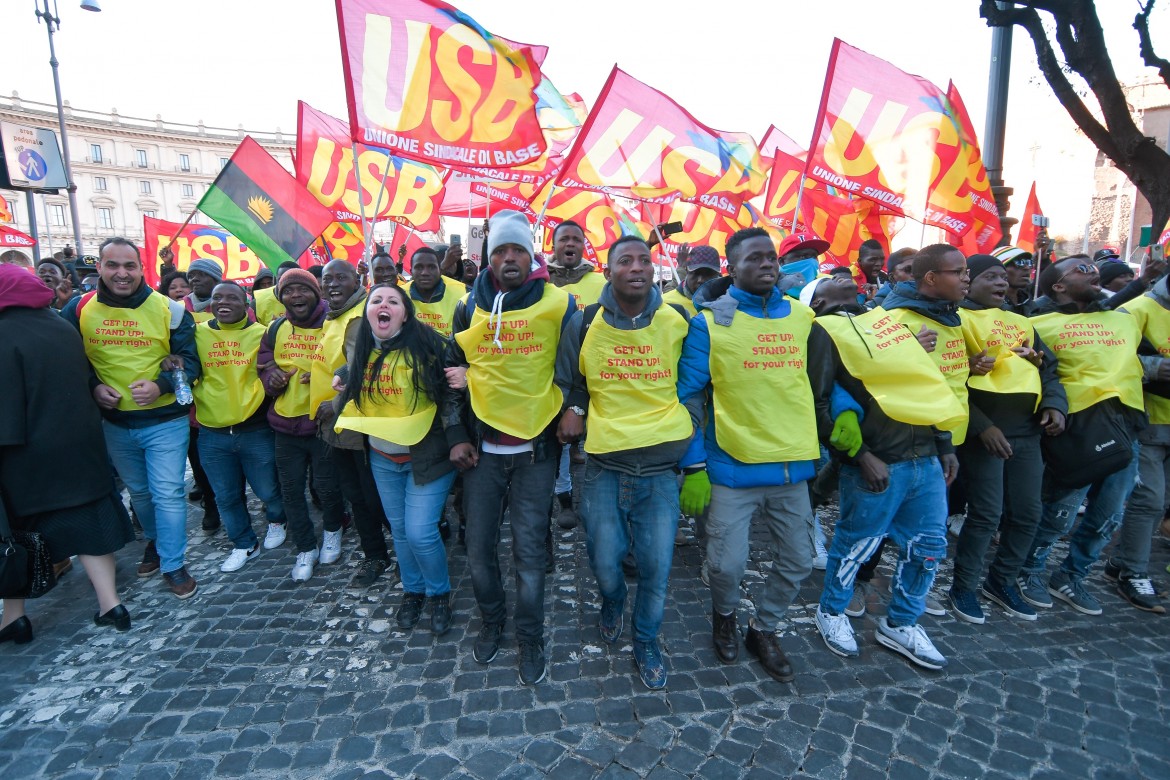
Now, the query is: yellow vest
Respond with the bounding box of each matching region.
[188,308,215,324]
[79,290,177,412]
[253,286,285,326]
[579,307,692,454]
[662,287,698,318]
[817,310,966,435]
[887,308,970,444]
[310,300,365,420]
[193,319,266,427]
[1122,295,1170,424]
[560,271,606,311]
[407,281,462,337]
[454,284,570,440]
[272,318,324,419]
[706,302,819,463]
[335,351,437,445]
[1031,309,1144,414]
[960,307,1042,405]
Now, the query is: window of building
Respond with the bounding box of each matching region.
[140,180,152,195]
[90,144,103,163]
[136,149,148,168]
[94,176,107,191]
[143,210,157,219]
[179,153,190,172]
[49,204,67,227]
[219,157,230,170]
[97,207,114,229]
[181,183,194,198]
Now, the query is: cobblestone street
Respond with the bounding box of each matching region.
[2,484,1168,779]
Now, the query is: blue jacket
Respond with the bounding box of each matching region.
[676,277,844,488]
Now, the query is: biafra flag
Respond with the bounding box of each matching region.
[198,137,334,272]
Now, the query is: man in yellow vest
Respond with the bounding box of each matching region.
[662,245,723,318]
[450,209,578,685]
[407,247,462,337]
[1019,257,1146,615]
[192,281,285,574]
[184,257,222,324]
[62,237,200,599]
[252,261,295,326]
[950,255,1067,624]
[675,227,834,684]
[554,235,693,690]
[803,271,962,670]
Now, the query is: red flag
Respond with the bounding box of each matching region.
[143,216,266,289]
[296,102,446,232]
[0,224,35,248]
[0,194,12,224]
[336,0,547,169]
[530,183,645,263]
[1015,183,1044,254]
[385,228,431,274]
[557,67,768,217]
[941,82,1002,253]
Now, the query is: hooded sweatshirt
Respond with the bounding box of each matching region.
[257,296,329,436]
[546,257,598,287]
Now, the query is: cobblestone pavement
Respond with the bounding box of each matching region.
[2,480,1168,779]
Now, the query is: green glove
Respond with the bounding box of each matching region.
[830,410,863,457]
[680,470,712,516]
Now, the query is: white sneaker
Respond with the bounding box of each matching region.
[290,548,319,582]
[875,616,947,670]
[700,560,710,587]
[263,523,287,550]
[220,544,260,573]
[319,529,343,565]
[946,513,966,537]
[814,606,859,658]
[812,535,829,571]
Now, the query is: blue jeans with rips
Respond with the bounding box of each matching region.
[579,462,680,642]
[819,456,948,627]
[197,425,285,550]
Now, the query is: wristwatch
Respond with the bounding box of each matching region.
[567,405,586,417]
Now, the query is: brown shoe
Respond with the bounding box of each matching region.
[137,541,160,578]
[569,442,586,465]
[712,609,738,663]
[163,567,198,599]
[53,558,74,578]
[745,625,795,683]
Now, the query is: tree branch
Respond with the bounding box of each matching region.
[1135,0,1170,90]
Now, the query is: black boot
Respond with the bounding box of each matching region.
[429,593,452,636]
[712,609,738,663]
[396,592,426,629]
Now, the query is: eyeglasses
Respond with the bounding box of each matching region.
[1055,263,1098,285]
[1006,259,1034,269]
[935,268,970,277]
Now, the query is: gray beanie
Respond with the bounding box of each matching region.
[188,257,224,282]
[487,210,534,263]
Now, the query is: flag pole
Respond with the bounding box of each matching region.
[362,155,394,261]
[351,142,372,263]
[652,220,680,291]
[533,182,557,241]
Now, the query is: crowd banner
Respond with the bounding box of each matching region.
[335,0,548,170]
[296,101,446,233]
[530,183,644,263]
[805,38,994,241]
[942,82,1002,254]
[556,66,768,218]
[197,136,334,273]
[143,216,266,288]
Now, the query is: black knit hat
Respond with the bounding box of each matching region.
[1099,261,1133,288]
[966,254,1001,281]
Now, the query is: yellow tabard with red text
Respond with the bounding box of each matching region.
[309,302,365,420]
[662,287,698,318]
[253,286,285,326]
[1031,310,1144,414]
[705,303,819,463]
[560,272,606,312]
[272,319,324,419]
[579,309,692,454]
[454,285,570,440]
[189,310,215,324]
[960,307,1042,405]
[817,310,966,435]
[887,309,970,444]
[1122,295,1170,424]
[79,291,176,412]
[193,319,265,428]
[407,281,462,337]
[334,351,437,445]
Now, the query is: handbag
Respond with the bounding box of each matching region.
[0,500,57,599]
[1041,399,1135,490]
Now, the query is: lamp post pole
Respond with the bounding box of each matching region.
[983,1,1018,245]
[35,0,87,257]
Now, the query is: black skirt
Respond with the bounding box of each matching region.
[14,492,135,560]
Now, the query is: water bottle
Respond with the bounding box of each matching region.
[173,368,193,406]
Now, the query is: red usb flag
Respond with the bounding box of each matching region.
[806,39,987,239]
[143,216,267,289]
[335,0,547,169]
[557,66,768,218]
[941,82,1002,254]
[1015,183,1044,255]
[296,101,446,232]
[530,182,644,263]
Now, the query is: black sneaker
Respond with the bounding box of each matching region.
[438,517,451,542]
[518,639,547,685]
[1103,559,1122,584]
[396,592,426,629]
[1118,574,1166,614]
[474,622,503,664]
[980,578,1037,621]
[555,493,578,530]
[201,508,221,535]
[352,558,388,587]
[599,598,623,644]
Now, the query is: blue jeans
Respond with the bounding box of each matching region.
[370,456,456,597]
[579,463,679,642]
[820,457,948,627]
[1022,442,1139,582]
[103,417,190,574]
[555,444,572,495]
[197,426,285,550]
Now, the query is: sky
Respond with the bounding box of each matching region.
[2,0,1167,242]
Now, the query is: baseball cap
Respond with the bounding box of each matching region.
[797,275,832,308]
[990,245,1033,267]
[778,232,830,258]
[686,245,721,273]
[1092,247,1120,264]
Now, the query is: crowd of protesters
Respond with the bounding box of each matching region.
[2,214,1167,693]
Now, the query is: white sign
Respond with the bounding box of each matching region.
[1,122,68,189]
[468,223,485,266]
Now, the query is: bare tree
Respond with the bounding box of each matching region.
[979,0,1170,234]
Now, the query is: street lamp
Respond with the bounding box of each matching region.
[34,0,100,258]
